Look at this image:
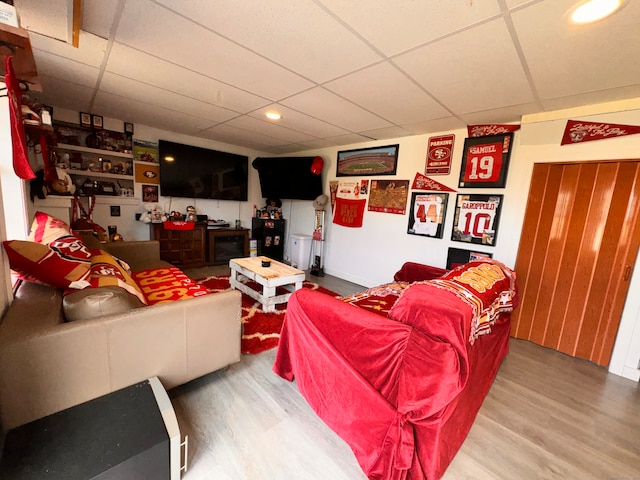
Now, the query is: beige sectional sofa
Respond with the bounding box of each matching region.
[0,240,241,430]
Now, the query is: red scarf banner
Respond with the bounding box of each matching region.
[467,124,520,137]
[333,197,366,228]
[561,119,640,145]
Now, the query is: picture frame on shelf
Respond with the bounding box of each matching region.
[407,192,448,238]
[451,193,503,246]
[80,112,91,128]
[458,132,513,188]
[337,144,399,177]
[91,114,103,129]
[142,184,159,203]
[124,122,134,135]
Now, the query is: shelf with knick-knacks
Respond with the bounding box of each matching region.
[55,143,135,197]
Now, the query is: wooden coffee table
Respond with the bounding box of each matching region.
[229,256,305,312]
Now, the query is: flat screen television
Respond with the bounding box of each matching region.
[159,140,248,201]
[252,156,323,200]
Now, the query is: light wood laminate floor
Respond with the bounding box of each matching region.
[175,266,640,480]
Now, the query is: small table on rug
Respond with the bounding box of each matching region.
[229,256,305,312]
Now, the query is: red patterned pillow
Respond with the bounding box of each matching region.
[132,267,210,305]
[2,240,91,289]
[28,211,75,245]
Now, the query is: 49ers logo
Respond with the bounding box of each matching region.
[452,263,505,293]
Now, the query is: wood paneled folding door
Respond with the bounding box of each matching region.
[511,160,640,366]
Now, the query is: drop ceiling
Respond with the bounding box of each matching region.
[13,0,640,154]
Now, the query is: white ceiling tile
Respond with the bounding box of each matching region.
[199,124,287,151]
[249,104,350,138]
[326,134,374,146]
[541,85,640,112]
[317,0,502,56]
[394,18,535,114]
[15,0,70,43]
[114,0,313,100]
[297,139,339,150]
[402,117,467,136]
[358,126,414,141]
[32,48,100,88]
[226,116,316,144]
[282,88,393,132]
[93,91,216,135]
[325,62,451,125]
[155,0,382,83]
[458,102,540,126]
[99,73,239,124]
[82,0,120,39]
[106,43,270,114]
[29,31,108,68]
[512,0,640,100]
[34,75,94,113]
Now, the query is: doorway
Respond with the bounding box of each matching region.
[511,160,640,366]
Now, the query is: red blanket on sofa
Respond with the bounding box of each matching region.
[273,260,517,480]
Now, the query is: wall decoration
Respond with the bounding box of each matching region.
[134,163,159,184]
[124,122,134,135]
[560,119,640,145]
[333,197,366,228]
[91,114,103,129]
[142,184,159,203]
[133,139,159,163]
[337,144,399,177]
[368,179,410,215]
[80,112,91,128]
[451,194,503,246]
[329,181,339,211]
[467,124,520,137]
[458,133,513,188]
[425,134,454,175]
[407,192,448,238]
[337,179,365,199]
[446,247,493,270]
[412,172,456,192]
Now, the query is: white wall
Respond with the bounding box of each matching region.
[289,100,640,382]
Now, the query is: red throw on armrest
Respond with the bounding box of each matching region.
[393,262,449,283]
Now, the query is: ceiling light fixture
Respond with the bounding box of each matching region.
[570,0,623,23]
[265,111,282,120]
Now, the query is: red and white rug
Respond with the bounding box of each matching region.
[198,275,339,355]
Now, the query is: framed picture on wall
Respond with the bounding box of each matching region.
[407,192,448,238]
[337,144,399,177]
[458,132,513,188]
[451,194,503,246]
[446,247,493,270]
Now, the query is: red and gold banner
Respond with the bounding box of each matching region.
[467,124,520,137]
[425,134,454,175]
[333,197,366,228]
[412,172,456,192]
[561,119,640,145]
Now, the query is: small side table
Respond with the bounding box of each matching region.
[0,377,183,479]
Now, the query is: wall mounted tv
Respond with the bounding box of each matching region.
[252,156,323,200]
[158,140,248,201]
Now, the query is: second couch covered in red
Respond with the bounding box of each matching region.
[273,259,518,480]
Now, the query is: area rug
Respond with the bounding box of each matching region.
[198,275,339,355]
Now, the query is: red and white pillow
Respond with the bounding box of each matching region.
[3,212,92,289]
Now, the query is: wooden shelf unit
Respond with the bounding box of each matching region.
[151,223,207,268]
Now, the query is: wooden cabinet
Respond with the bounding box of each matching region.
[151,223,206,267]
[207,228,250,265]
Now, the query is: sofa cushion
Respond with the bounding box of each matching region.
[84,251,147,304]
[340,281,410,316]
[63,286,145,322]
[132,267,210,305]
[2,240,91,289]
[28,211,77,245]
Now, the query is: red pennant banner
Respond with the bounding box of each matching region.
[333,197,366,228]
[561,119,640,145]
[467,124,520,137]
[412,172,456,192]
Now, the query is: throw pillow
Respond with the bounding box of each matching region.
[2,240,91,289]
[85,251,147,305]
[132,267,210,305]
[63,286,145,322]
[28,210,75,245]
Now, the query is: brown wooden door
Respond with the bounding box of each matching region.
[511,160,640,366]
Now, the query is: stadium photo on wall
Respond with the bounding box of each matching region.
[336,144,399,177]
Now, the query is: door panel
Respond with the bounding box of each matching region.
[512,160,640,366]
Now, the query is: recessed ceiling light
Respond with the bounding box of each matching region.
[265,111,282,120]
[570,0,622,24]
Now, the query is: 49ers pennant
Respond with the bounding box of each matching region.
[412,172,456,192]
[467,124,520,138]
[561,119,640,145]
